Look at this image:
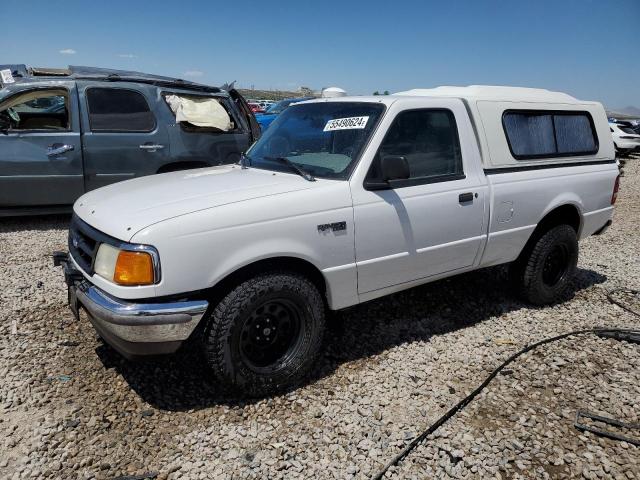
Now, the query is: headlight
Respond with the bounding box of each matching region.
[94,243,158,286]
[94,243,120,280]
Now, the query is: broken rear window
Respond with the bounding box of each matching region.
[164,94,234,132]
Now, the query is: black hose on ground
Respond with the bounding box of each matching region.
[607,287,640,317]
[371,288,640,480]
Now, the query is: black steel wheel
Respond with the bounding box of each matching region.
[238,299,303,371]
[511,224,579,305]
[542,244,570,287]
[202,272,325,396]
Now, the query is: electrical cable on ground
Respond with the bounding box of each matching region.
[371,287,640,480]
[606,287,640,317]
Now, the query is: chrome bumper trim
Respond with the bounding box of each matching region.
[74,281,208,345]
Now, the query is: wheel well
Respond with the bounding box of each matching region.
[207,257,327,304]
[517,204,581,262]
[536,204,580,235]
[157,161,209,174]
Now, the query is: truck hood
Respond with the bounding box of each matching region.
[74,165,321,241]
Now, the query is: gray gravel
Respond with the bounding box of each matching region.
[1,157,639,480]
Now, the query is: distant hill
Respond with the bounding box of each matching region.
[237,88,316,101]
[619,106,640,116]
[607,106,640,119]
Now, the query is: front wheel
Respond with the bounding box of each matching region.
[202,272,325,396]
[510,225,579,305]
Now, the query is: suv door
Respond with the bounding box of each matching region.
[351,101,488,295]
[0,83,84,207]
[77,82,170,191]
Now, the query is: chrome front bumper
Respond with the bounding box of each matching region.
[54,252,208,358]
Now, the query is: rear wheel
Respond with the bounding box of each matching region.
[202,272,325,396]
[510,225,578,305]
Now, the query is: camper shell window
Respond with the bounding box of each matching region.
[502,110,598,160]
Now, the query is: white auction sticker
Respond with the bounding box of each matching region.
[0,69,15,84]
[323,116,369,132]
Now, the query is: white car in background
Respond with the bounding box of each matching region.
[610,122,640,155]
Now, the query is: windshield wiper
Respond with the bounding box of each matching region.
[264,156,316,182]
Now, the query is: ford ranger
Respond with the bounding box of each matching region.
[54,86,619,395]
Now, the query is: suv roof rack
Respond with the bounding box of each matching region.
[1,64,221,93]
[30,67,72,76]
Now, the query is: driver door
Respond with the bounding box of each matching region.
[0,83,84,207]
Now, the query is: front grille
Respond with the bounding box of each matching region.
[68,215,118,275]
[69,216,99,274]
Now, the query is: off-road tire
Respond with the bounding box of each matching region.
[202,272,325,396]
[510,225,578,305]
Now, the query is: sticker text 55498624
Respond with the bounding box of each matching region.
[323,116,369,132]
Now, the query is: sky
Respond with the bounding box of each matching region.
[2,0,639,109]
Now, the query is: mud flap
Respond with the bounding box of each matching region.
[68,285,80,321]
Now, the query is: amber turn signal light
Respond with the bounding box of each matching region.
[113,251,154,286]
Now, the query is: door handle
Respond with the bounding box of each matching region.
[139,144,165,152]
[459,192,474,203]
[47,144,74,157]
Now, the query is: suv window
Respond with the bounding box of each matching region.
[503,111,597,159]
[0,89,69,131]
[86,88,155,132]
[367,109,463,185]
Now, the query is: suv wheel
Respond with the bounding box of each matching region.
[202,272,325,396]
[510,225,579,305]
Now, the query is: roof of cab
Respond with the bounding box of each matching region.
[0,64,221,93]
[394,85,585,103]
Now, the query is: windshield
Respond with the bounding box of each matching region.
[246,101,385,180]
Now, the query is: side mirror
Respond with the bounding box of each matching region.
[380,155,410,181]
[364,155,410,191]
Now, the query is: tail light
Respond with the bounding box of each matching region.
[611,175,620,205]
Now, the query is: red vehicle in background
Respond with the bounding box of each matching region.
[247,102,265,113]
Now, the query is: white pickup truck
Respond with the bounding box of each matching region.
[55,86,619,395]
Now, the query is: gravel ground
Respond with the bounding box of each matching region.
[1,157,639,480]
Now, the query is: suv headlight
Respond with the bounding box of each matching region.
[94,243,159,286]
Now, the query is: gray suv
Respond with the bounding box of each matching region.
[0,65,260,216]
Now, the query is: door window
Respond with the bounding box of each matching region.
[0,89,69,131]
[86,88,156,132]
[367,109,463,186]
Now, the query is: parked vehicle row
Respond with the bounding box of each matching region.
[55,85,618,395]
[247,102,265,113]
[0,64,261,215]
[610,120,640,155]
[254,96,315,131]
[247,99,275,112]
